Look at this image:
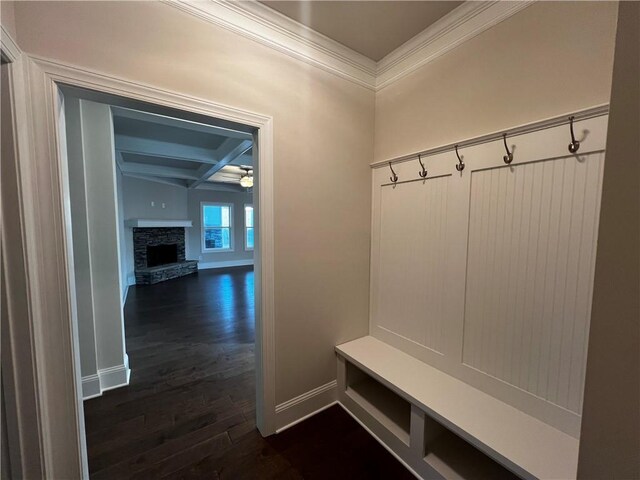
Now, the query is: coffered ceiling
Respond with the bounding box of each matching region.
[261,1,463,61]
[112,107,254,192]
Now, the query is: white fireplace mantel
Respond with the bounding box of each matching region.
[124,219,193,228]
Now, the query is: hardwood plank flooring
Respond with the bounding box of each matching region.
[84,267,413,479]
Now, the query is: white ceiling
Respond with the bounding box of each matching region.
[112,107,254,193]
[261,1,464,61]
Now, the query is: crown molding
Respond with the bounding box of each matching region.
[1,24,22,63]
[157,1,532,92]
[166,0,377,90]
[375,1,534,90]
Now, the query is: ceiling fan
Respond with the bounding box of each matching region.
[239,167,253,188]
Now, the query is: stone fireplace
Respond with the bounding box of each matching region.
[133,227,197,284]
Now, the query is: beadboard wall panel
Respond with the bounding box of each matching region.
[463,153,604,414]
[369,113,608,435]
[377,176,450,354]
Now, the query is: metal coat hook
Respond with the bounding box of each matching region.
[418,154,428,178]
[568,116,580,153]
[454,145,465,172]
[389,162,398,183]
[502,133,513,164]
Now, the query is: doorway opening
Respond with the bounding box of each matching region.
[58,85,264,476]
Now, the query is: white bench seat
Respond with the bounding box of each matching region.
[336,336,579,480]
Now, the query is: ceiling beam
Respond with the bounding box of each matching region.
[189,138,253,189]
[116,135,218,165]
[119,161,200,180]
[111,106,253,141]
[231,153,253,167]
[122,173,189,189]
[195,182,247,193]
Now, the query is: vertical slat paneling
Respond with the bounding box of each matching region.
[377,177,450,353]
[462,153,603,413]
[567,158,603,412]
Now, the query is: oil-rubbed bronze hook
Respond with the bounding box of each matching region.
[502,133,513,164]
[389,162,398,183]
[418,154,427,178]
[568,116,580,153]
[455,145,465,172]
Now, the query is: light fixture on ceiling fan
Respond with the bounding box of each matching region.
[240,167,253,188]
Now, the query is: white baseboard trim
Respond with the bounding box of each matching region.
[81,374,101,400]
[99,363,131,393]
[81,362,131,400]
[275,380,337,432]
[198,259,254,270]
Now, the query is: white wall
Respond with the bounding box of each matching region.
[187,189,254,268]
[374,1,618,163]
[10,0,620,422]
[578,3,640,477]
[0,0,16,40]
[12,0,373,406]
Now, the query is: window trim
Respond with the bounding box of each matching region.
[201,202,234,253]
[244,204,254,251]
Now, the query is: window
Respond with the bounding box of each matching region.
[202,203,233,251]
[245,205,254,250]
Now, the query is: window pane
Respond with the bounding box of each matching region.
[203,205,221,227]
[221,206,230,228]
[246,227,254,249]
[204,227,230,249]
[203,205,230,227]
[245,206,254,228]
[222,227,230,249]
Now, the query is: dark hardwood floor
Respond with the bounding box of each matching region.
[84,267,413,479]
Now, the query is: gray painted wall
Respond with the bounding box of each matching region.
[80,100,127,374]
[187,189,254,267]
[65,96,99,380]
[122,175,188,219]
[65,97,129,397]
[120,176,189,283]
[119,176,253,278]
[115,169,128,303]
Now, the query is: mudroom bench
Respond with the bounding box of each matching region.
[336,336,579,480]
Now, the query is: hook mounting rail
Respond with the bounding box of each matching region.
[371,105,608,172]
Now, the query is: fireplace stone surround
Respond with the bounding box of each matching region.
[133,227,197,285]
